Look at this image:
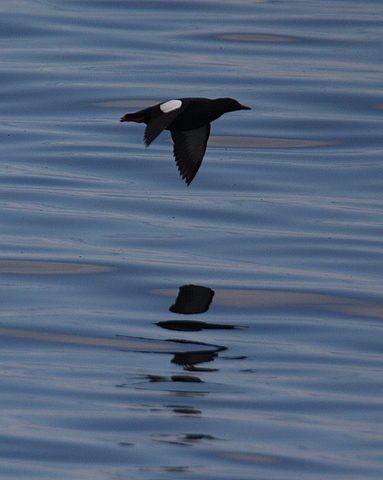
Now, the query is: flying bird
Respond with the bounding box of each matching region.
[120,97,250,185]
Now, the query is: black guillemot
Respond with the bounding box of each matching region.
[120,97,250,185]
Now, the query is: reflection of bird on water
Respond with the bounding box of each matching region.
[157,320,245,332]
[169,284,215,314]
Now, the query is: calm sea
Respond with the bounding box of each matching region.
[1,0,383,479]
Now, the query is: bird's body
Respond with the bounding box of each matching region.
[120,97,250,185]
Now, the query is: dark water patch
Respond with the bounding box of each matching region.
[154,432,218,445]
[0,14,57,38]
[217,33,298,43]
[0,434,136,463]
[0,327,225,354]
[0,259,116,274]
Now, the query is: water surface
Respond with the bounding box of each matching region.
[1,0,383,479]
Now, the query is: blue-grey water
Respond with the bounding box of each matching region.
[1,1,383,479]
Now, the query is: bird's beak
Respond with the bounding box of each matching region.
[240,104,251,110]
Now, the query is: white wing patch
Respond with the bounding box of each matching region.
[160,99,182,113]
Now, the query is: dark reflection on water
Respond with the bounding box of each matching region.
[161,284,231,370]
[172,349,221,371]
[169,283,215,314]
[157,319,243,331]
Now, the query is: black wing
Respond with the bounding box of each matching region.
[144,100,189,146]
[171,124,211,185]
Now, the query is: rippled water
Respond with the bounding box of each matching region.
[1,0,383,479]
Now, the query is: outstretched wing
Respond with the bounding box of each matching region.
[144,99,189,146]
[171,124,211,185]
